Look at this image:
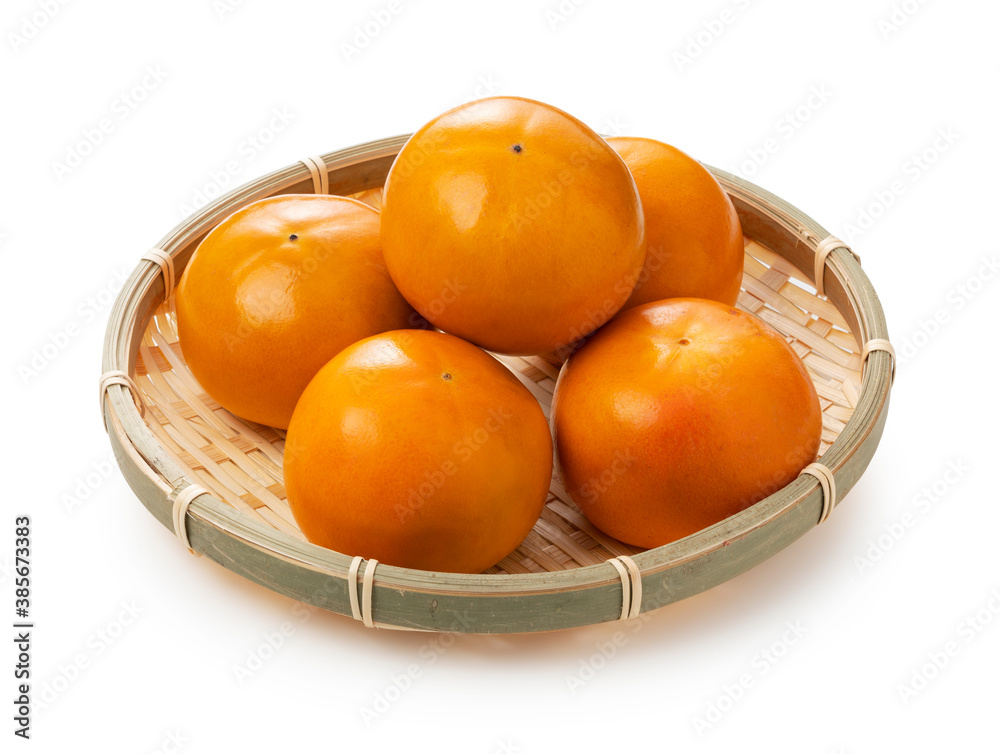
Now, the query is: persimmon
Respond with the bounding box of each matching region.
[284,330,552,573]
[552,298,822,548]
[380,96,646,355]
[607,136,744,310]
[176,195,420,429]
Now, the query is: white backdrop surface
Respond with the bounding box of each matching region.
[2,1,998,751]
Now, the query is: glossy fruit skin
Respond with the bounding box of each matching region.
[176,195,421,429]
[380,96,646,356]
[284,329,553,573]
[607,137,744,310]
[551,299,822,548]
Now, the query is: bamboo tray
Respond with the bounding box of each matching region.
[101,135,893,633]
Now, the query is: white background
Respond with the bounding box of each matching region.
[3,0,999,751]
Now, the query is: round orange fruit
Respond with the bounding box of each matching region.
[551,298,822,548]
[176,194,421,429]
[606,136,744,310]
[284,329,553,573]
[380,96,646,356]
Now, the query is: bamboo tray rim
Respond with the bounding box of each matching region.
[101,134,893,631]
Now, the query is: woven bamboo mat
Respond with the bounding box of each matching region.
[134,193,863,575]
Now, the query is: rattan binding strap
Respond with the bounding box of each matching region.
[99,370,145,431]
[862,338,896,386]
[348,556,378,628]
[344,557,433,632]
[607,555,642,620]
[141,248,174,297]
[813,236,860,298]
[171,483,207,557]
[800,463,837,525]
[300,155,329,195]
